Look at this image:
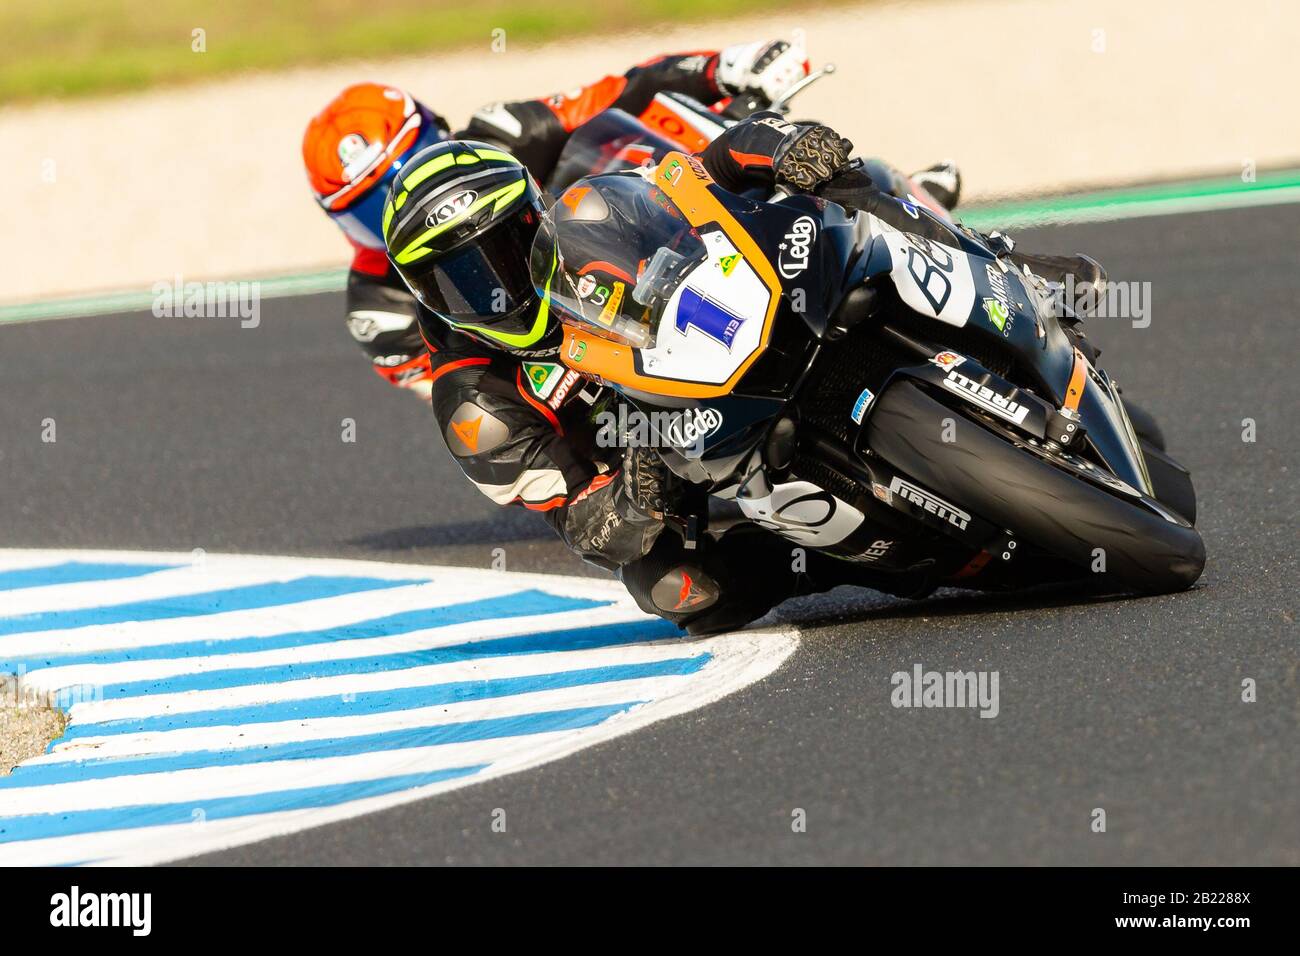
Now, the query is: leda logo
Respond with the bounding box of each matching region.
[777,216,817,279]
[664,407,723,447]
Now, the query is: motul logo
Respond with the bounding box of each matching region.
[547,369,582,409]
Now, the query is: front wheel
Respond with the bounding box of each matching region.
[866,381,1205,594]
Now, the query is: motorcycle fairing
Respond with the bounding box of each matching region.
[560,151,784,399]
[545,109,684,195]
[735,479,866,546]
[877,356,1056,439]
[878,228,978,328]
[636,227,771,384]
[1077,365,1156,497]
[546,92,735,196]
[638,92,728,152]
[855,211,1155,493]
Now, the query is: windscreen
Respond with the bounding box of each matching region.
[530,173,705,349]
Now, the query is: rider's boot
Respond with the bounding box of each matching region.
[619,530,788,635]
[620,526,935,636]
[910,160,962,211]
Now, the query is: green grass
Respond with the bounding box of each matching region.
[0,0,852,103]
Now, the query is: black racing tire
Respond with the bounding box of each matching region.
[866,381,1205,594]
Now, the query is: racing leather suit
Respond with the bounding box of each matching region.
[348,50,760,396]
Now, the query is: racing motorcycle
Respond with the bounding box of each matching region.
[529,149,1205,597]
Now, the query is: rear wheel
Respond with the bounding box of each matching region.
[866,381,1205,594]
[1124,400,1167,451]
[1119,400,1196,521]
[1141,441,1197,524]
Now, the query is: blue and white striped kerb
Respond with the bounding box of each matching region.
[0,550,797,865]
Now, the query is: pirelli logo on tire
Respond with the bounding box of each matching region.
[888,476,971,532]
[941,369,1030,426]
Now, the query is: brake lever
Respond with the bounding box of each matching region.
[770,63,837,114]
[720,62,838,121]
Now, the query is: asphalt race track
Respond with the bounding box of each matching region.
[1,203,1296,865]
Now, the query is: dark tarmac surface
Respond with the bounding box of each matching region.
[1,203,1295,864]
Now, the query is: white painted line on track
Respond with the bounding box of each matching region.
[48,671,706,761]
[17,605,652,694]
[0,550,798,866]
[56,639,717,727]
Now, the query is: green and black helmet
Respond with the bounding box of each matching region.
[382,140,555,354]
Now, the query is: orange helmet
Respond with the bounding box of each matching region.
[303,82,449,249]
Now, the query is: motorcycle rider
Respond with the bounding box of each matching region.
[382,112,1064,633]
[302,41,963,399]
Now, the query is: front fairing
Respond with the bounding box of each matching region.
[541,155,842,471]
[715,191,869,342]
[859,214,1072,387]
[858,211,1151,493]
[549,155,804,403]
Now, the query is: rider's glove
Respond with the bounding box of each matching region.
[774,124,854,191]
[563,449,666,566]
[620,445,668,522]
[715,39,810,103]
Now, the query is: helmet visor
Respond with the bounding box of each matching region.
[404,205,539,321]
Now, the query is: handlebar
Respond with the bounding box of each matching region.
[770,63,836,113]
[718,62,837,122]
